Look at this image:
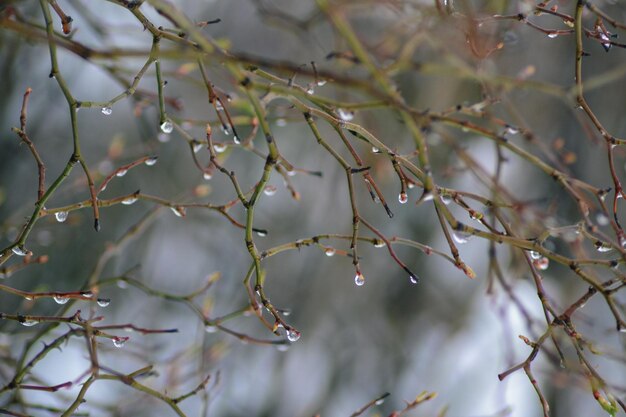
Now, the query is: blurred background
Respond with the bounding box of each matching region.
[1,0,626,416]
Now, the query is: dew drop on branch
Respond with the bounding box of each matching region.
[535,257,549,270]
[452,230,472,244]
[306,86,315,95]
[409,274,419,284]
[233,135,241,145]
[529,250,542,260]
[171,206,186,217]
[101,106,113,116]
[374,240,386,248]
[263,185,277,196]
[398,192,408,204]
[20,320,38,327]
[213,143,227,153]
[548,33,558,39]
[121,197,138,205]
[203,172,212,180]
[596,242,612,253]
[55,211,69,223]
[12,246,28,256]
[205,324,218,333]
[256,230,267,237]
[354,272,366,286]
[372,146,380,153]
[112,337,127,348]
[338,109,354,121]
[221,125,230,135]
[97,298,111,307]
[375,398,385,406]
[145,156,158,166]
[324,247,336,257]
[440,194,452,205]
[160,120,173,134]
[81,291,94,299]
[116,169,128,177]
[316,80,327,87]
[53,295,69,305]
[193,142,204,153]
[286,329,301,342]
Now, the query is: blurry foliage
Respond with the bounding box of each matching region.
[1,0,626,416]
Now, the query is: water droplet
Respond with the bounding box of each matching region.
[160,120,173,134]
[287,169,297,177]
[286,329,301,342]
[276,118,287,127]
[80,291,94,299]
[374,240,385,248]
[193,142,204,153]
[354,272,365,286]
[121,197,138,205]
[398,192,408,204]
[506,126,520,135]
[372,146,380,153]
[233,135,241,145]
[325,247,336,257]
[12,246,28,256]
[338,108,354,121]
[452,230,472,244]
[221,125,230,135]
[596,242,612,253]
[145,156,158,166]
[203,172,212,180]
[97,298,111,307]
[529,250,542,260]
[263,185,277,196]
[116,169,127,177]
[596,213,609,226]
[409,274,419,284]
[535,257,549,271]
[171,206,186,217]
[213,143,227,153]
[306,87,315,95]
[548,33,558,39]
[316,80,327,87]
[117,280,128,289]
[440,194,452,205]
[215,101,224,111]
[24,295,33,301]
[112,337,127,348]
[53,295,69,304]
[256,230,267,237]
[101,106,112,116]
[375,398,385,406]
[205,324,218,333]
[55,211,69,223]
[21,320,38,327]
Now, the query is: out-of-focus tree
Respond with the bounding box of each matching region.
[0,1,626,416]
